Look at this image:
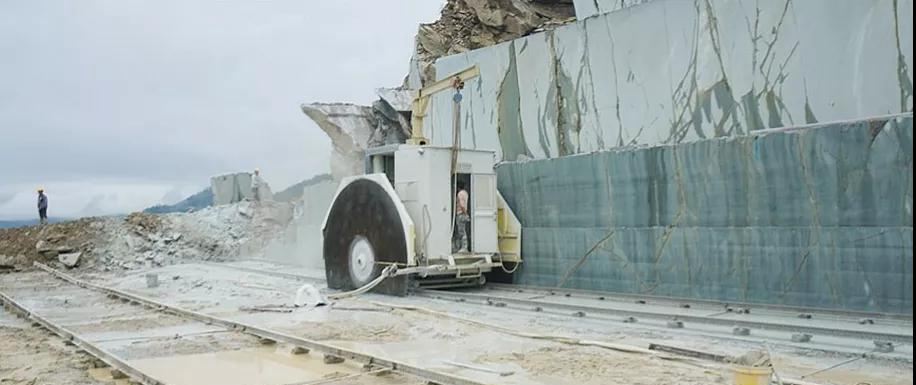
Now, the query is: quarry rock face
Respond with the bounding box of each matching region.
[211,172,254,205]
[295,0,913,315]
[303,0,576,181]
[571,0,652,19]
[497,114,914,313]
[300,103,376,180]
[422,0,914,160]
[301,94,411,181]
[410,0,576,88]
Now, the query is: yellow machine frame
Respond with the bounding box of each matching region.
[407,65,481,146]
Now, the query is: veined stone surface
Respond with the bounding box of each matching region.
[427,0,913,159]
[497,115,914,313]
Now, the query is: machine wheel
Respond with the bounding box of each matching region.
[323,178,409,295]
[348,235,377,288]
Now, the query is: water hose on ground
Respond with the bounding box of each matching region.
[326,265,398,301]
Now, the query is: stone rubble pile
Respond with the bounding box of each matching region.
[0,201,292,271]
[95,201,293,271]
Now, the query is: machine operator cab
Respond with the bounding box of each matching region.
[321,144,522,295]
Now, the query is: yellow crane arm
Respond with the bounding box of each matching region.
[408,65,480,145]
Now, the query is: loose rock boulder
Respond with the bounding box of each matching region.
[58,252,82,268]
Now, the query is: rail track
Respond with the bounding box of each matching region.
[206,261,914,357]
[416,289,912,345]
[484,283,914,322]
[0,262,492,385]
[0,288,171,385]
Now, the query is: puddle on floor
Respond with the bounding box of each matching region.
[120,347,363,385]
[87,368,131,385]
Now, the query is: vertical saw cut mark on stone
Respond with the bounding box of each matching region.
[497,41,533,161]
[893,0,914,112]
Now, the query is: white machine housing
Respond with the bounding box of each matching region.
[365,144,517,269]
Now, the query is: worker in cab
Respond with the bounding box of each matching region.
[454,181,470,253]
[37,188,48,225]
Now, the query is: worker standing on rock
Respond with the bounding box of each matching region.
[37,188,48,225]
[252,168,264,202]
[251,168,272,203]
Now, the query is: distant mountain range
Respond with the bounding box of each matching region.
[272,174,333,202]
[144,187,214,214]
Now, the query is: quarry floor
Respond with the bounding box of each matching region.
[1,260,912,385]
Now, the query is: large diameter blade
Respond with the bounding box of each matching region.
[323,178,408,295]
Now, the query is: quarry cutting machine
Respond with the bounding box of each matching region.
[321,66,523,295]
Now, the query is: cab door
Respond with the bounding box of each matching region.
[471,173,498,253]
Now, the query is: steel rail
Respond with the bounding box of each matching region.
[32,262,490,385]
[415,289,913,345]
[486,283,913,322]
[0,290,168,385]
[196,262,913,344]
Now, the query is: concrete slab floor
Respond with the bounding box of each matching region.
[3,262,909,384]
[80,261,915,385]
[0,271,428,385]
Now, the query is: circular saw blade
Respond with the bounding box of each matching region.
[322,178,408,295]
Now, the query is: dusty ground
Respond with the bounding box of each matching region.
[1,260,912,385]
[108,332,259,361]
[0,310,97,385]
[0,268,431,385]
[112,261,912,385]
[89,262,768,385]
[477,345,726,385]
[392,294,915,385]
[66,313,193,335]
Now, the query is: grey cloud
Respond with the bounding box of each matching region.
[0,1,445,217]
[160,186,190,206]
[0,191,14,206]
[77,193,108,218]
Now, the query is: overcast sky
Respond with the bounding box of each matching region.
[0,1,444,220]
